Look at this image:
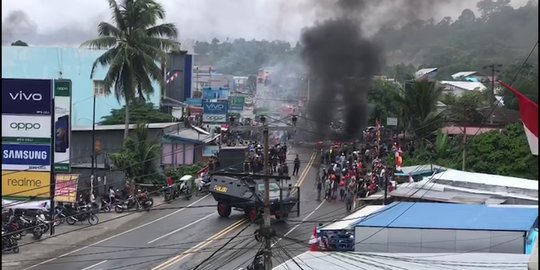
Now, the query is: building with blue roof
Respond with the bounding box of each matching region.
[354,202,538,254]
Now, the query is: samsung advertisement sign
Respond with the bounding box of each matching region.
[2,79,53,115]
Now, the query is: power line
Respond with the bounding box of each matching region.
[191,222,252,270]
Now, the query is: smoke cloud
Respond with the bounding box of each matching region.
[301,0,383,141]
[2,10,37,45]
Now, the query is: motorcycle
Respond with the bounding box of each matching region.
[66,206,99,225]
[164,185,180,203]
[1,230,19,253]
[196,177,211,196]
[32,211,50,240]
[100,198,113,213]
[115,191,152,213]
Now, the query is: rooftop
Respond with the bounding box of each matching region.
[440,80,487,91]
[354,202,538,231]
[432,169,538,190]
[73,122,180,131]
[451,71,478,80]
[274,252,532,270]
[321,205,384,231]
[415,68,438,79]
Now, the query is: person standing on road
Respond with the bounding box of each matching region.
[317,180,322,201]
[293,154,301,176]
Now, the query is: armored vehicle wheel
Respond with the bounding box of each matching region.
[246,208,258,223]
[217,202,231,217]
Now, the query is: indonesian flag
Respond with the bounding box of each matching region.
[308,225,319,251]
[498,81,538,155]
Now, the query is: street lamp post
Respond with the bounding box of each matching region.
[91,94,96,195]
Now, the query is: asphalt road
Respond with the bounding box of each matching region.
[22,146,351,270]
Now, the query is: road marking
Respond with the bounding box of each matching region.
[152,219,248,270]
[81,260,108,270]
[272,199,326,247]
[24,194,210,270]
[147,213,216,244]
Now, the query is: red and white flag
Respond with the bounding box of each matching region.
[498,80,538,155]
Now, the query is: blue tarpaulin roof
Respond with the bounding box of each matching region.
[355,202,538,232]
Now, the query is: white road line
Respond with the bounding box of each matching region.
[24,194,210,270]
[81,260,108,270]
[272,199,326,247]
[147,213,216,244]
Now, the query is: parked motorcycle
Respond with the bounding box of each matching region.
[32,211,50,240]
[66,206,99,225]
[1,230,19,253]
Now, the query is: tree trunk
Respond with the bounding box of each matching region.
[124,99,130,140]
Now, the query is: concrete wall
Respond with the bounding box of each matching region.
[1,46,161,128]
[355,227,525,253]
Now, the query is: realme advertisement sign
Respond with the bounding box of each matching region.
[1,171,51,198]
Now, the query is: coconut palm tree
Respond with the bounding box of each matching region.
[82,0,180,139]
[394,80,444,140]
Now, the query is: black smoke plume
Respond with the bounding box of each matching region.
[301,1,382,141]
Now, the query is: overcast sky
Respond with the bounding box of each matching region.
[1,0,532,48]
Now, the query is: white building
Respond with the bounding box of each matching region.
[439,80,487,96]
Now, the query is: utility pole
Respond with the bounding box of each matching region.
[483,64,502,108]
[262,124,272,270]
[462,106,467,171]
[91,93,96,195]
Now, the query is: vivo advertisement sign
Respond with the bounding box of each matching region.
[2,144,51,169]
[2,79,52,115]
[203,101,229,115]
[2,115,51,139]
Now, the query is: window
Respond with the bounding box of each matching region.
[93,80,106,96]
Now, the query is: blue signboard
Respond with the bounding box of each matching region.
[2,144,51,166]
[202,87,229,100]
[186,98,203,107]
[203,101,229,115]
[2,79,52,115]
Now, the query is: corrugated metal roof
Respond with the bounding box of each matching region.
[354,202,538,231]
[73,122,180,131]
[440,80,487,91]
[415,68,438,78]
[164,128,219,144]
[274,252,531,270]
[451,71,478,79]
[432,169,538,190]
[321,205,385,231]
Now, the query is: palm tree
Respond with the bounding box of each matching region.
[82,0,180,139]
[394,80,444,140]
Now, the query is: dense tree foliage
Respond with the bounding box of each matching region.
[110,123,161,184]
[100,101,173,125]
[193,39,301,76]
[11,40,28,46]
[374,0,538,78]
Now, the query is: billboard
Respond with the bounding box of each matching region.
[54,80,72,172]
[2,171,51,198]
[54,174,79,202]
[2,115,52,141]
[2,144,51,170]
[2,79,52,115]
[203,100,229,114]
[229,96,245,112]
[186,98,203,107]
[202,87,229,100]
[202,100,228,123]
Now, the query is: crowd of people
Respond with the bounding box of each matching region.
[316,140,399,210]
